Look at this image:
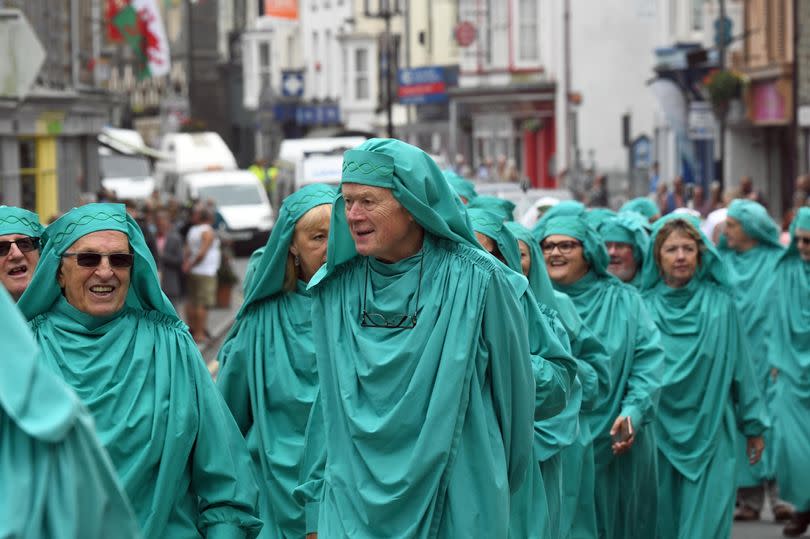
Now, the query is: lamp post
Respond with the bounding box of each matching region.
[364,0,400,138]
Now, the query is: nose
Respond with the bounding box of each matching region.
[345,202,365,222]
[6,243,24,261]
[94,257,115,279]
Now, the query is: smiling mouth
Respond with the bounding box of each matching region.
[7,265,27,277]
[549,259,568,267]
[89,285,115,296]
[354,228,374,238]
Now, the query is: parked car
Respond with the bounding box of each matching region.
[175,170,274,252]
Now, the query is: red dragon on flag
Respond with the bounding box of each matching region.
[106,0,171,79]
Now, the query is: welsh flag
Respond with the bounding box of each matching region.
[106,0,171,79]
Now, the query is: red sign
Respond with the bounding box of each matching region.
[398,82,446,98]
[264,0,298,20]
[750,80,789,125]
[455,21,477,47]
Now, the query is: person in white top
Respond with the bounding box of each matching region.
[183,204,221,343]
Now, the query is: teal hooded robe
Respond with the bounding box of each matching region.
[619,197,660,221]
[442,170,478,203]
[217,184,337,538]
[0,285,141,539]
[18,203,262,539]
[640,214,769,539]
[599,213,651,289]
[299,139,575,538]
[769,208,810,511]
[506,220,612,539]
[536,215,665,539]
[718,199,784,489]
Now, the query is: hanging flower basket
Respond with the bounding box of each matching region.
[702,69,747,108]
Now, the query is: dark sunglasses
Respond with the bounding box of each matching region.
[540,240,582,254]
[797,236,810,245]
[0,237,40,256]
[62,251,135,268]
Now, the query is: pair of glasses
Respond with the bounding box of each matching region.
[540,240,582,254]
[62,252,134,268]
[361,252,423,329]
[797,236,810,245]
[0,237,39,256]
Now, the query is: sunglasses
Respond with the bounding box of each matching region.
[797,236,810,245]
[0,237,40,256]
[540,240,582,254]
[62,251,135,268]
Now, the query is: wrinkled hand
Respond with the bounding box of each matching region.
[747,436,764,465]
[610,415,635,456]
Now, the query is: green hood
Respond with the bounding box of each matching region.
[720,199,782,250]
[599,213,651,265]
[442,170,478,202]
[534,215,611,278]
[620,197,659,220]
[0,206,44,238]
[467,195,516,222]
[467,207,522,273]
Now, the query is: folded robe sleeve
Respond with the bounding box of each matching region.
[619,300,665,432]
[523,299,578,421]
[189,354,263,539]
[482,270,535,494]
[729,309,770,438]
[571,321,611,412]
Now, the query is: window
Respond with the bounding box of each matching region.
[258,41,272,92]
[313,32,320,96]
[325,30,332,97]
[692,0,706,31]
[488,0,509,66]
[354,48,370,100]
[518,0,539,62]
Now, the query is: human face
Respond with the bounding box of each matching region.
[542,234,589,285]
[0,233,40,301]
[57,231,131,317]
[796,229,810,262]
[517,240,531,277]
[343,183,424,263]
[289,204,331,283]
[606,241,638,283]
[724,216,755,252]
[658,230,699,288]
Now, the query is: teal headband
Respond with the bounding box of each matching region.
[341,149,396,189]
[0,206,44,238]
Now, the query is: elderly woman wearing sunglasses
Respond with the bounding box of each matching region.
[18,203,262,539]
[0,206,44,301]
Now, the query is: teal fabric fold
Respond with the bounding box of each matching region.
[721,199,782,249]
[468,207,522,271]
[0,206,44,237]
[530,200,586,237]
[217,184,335,538]
[442,170,478,202]
[0,285,140,538]
[620,197,659,220]
[19,203,262,539]
[769,208,810,511]
[467,195,516,221]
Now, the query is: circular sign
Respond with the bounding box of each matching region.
[455,21,477,47]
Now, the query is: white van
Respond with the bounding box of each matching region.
[97,127,160,201]
[273,136,366,207]
[176,170,274,249]
[155,132,238,194]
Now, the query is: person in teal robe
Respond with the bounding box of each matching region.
[584,207,617,230]
[535,215,665,539]
[506,220,612,539]
[0,206,44,300]
[0,284,141,539]
[467,194,516,221]
[299,138,575,538]
[768,208,810,537]
[442,169,478,203]
[620,197,660,222]
[599,213,650,288]
[530,200,586,238]
[217,184,336,539]
[18,203,262,539]
[717,199,791,521]
[640,214,769,539]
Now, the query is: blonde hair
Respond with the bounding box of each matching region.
[282,204,332,292]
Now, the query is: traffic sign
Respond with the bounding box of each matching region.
[0,9,46,99]
[714,16,733,47]
[281,69,304,98]
[454,21,477,47]
[688,102,716,140]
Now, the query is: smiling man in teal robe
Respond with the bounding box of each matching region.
[19,203,262,539]
[300,138,575,538]
[0,285,140,539]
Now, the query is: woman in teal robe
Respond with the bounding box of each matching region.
[18,203,262,539]
[769,208,810,536]
[0,285,140,539]
[217,184,336,539]
[299,139,575,538]
[535,215,665,539]
[640,214,769,539]
[505,220,612,539]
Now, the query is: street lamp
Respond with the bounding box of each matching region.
[363,0,401,138]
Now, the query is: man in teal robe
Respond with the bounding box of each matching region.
[599,213,650,288]
[535,215,665,539]
[0,206,44,300]
[640,214,769,539]
[300,138,575,538]
[768,208,810,537]
[718,199,791,521]
[0,285,140,539]
[504,219,612,539]
[19,203,262,539]
[218,184,336,538]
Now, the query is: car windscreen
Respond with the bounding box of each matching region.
[197,184,264,206]
[99,154,151,178]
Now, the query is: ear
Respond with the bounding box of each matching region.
[57,265,65,288]
[289,243,300,257]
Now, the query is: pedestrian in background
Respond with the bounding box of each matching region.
[183,204,221,343]
[155,209,184,308]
